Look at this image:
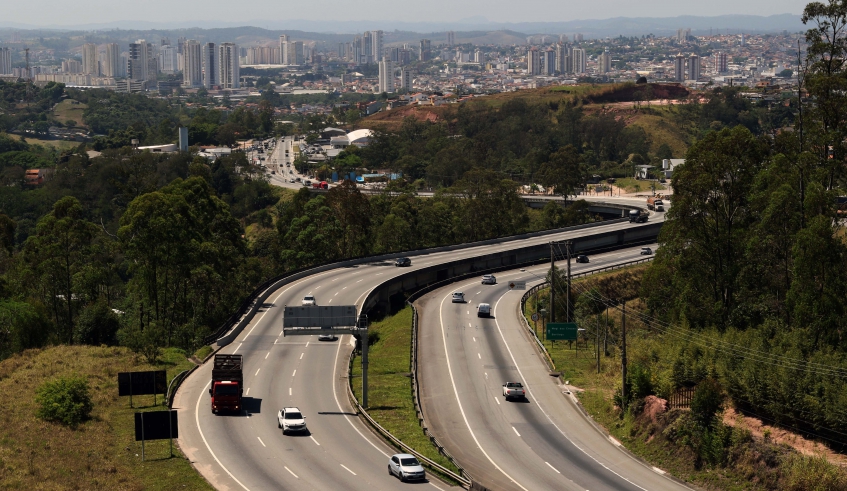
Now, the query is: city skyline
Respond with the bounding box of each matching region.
[0,9,807,31]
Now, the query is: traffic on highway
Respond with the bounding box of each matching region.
[173,195,684,490]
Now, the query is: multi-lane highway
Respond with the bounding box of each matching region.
[416,246,691,491]
[174,198,677,490]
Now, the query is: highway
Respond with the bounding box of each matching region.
[415,246,692,491]
[173,198,672,491]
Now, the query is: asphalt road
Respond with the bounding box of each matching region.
[174,197,665,491]
[415,246,693,491]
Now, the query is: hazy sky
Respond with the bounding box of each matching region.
[4,0,809,28]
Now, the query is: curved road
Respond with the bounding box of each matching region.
[174,199,668,490]
[416,246,692,491]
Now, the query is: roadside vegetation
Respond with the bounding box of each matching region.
[0,345,212,490]
[350,306,461,478]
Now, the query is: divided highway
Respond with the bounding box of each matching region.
[174,198,671,490]
[416,246,692,491]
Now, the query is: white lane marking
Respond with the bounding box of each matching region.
[289,387,292,396]
[315,285,321,289]
[512,426,521,437]
[245,388,250,396]
[255,368,260,376]
[495,397,500,405]
[284,466,299,478]
[653,466,666,475]
[356,279,363,283]
[279,330,284,336]
[340,464,357,475]
[473,337,476,342]
[477,353,481,359]
[265,352,269,360]
[328,299,333,303]
[545,462,561,474]
[342,286,347,290]
[467,311,469,315]
[300,353,304,360]
[331,336,391,458]
[438,293,529,490]
[292,370,296,377]
[610,436,622,446]
[306,341,309,347]
[429,483,444,490]
[485,372,488,379]
[476,291,481,294]
[257,437,266,447]
[310,436,320,446]
[194,381,251,491]
[334,292,339,296]
[491,295,651,491]
[232,343,242,354]
[332,278,338,282]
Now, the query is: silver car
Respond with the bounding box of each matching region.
[388,454,426,482]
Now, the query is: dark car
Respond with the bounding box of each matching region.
[395,257,411,267]
[576,255,589,263]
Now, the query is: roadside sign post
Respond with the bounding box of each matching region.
[546,322,578,341]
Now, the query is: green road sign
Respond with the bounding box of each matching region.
[546,322,577,341]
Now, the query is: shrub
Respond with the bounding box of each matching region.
[35,375,93,428]
[691,377,724,428]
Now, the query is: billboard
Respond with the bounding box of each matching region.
[283,305,358,328]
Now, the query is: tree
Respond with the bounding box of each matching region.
[537,145,585,197]
[36,375,93,428]
[690,378,724,428]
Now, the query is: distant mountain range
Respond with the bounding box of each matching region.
[0,14,804,39]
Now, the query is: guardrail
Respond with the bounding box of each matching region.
[166,367,197,408]
[345,338,472,488]
[518,256,655,371]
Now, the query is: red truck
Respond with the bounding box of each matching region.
[209,354,243,414]
[311,181,329,189]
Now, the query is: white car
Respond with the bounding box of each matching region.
[301,295,317,306]
[388,454,426,482]
[481,274,496,285]
[278,407,307,434]
[503,381,526,401]
[451,292,465,303]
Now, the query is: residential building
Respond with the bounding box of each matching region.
[82,43,98,75]
[714,51,728,73]
[689,53,700,80]
[370,30,383,62]
[447,31,455,46]
[128,40,149,82]
[103,43,120,77]
[218,42,239,89]
[674,53,685,82]
[526,48,541,75]
[572,48,586,73]
[600,48,612,73]
[0,47,11,75]
[183,40,202,87]
[63,59,82,74]
[202,42,217,88]
[378,57,394,93]
[279,35,289,64]
[160,45,178,73]
[677,28,691,43]
[399,67,412,91]
[420,39,431,61]
[543,49,555,75]
[555,42,569,73]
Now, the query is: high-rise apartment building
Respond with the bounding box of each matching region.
[688,54,700,80]
[378,57,394,93]
[160,45,179,73]
[82,43,98,75]
[543,49,555,75]
[555,43,569,73]
[573,33,584,42]
[103,43,120,77]
[218,43,239,89]
[370,30,383,62]
[447,31,455,46]
[128,40,149,82]
[399,67,412,91]
[0,48,11,75]
[674,53,685,82]
[571,48,586,74]
[677,28,691,43]
[600,48,612,73]
[714,51,728,73]
[279,35,289,64]
[526,48,541,75]
[202,42,217,88]
[475,48,485,64]
[182,40,202,88]
[420,39,431,61]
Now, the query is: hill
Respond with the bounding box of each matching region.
[0,345,212,490]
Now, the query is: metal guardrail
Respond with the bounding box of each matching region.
[345,337,471,487]
[166,367,197,408]
[518,256,655,370]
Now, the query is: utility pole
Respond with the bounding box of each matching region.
[596,314,600,373]
[550,241,555,323]
[621,301,628,410]
[566,240,572,323]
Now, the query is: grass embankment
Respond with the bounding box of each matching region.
[613,177,666,194]
[629,112,690,158]
[350,306,460,476]
[524,267,847,490]
[11,133,79,151]
[53,99,88,128]
[0,345,213,490]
